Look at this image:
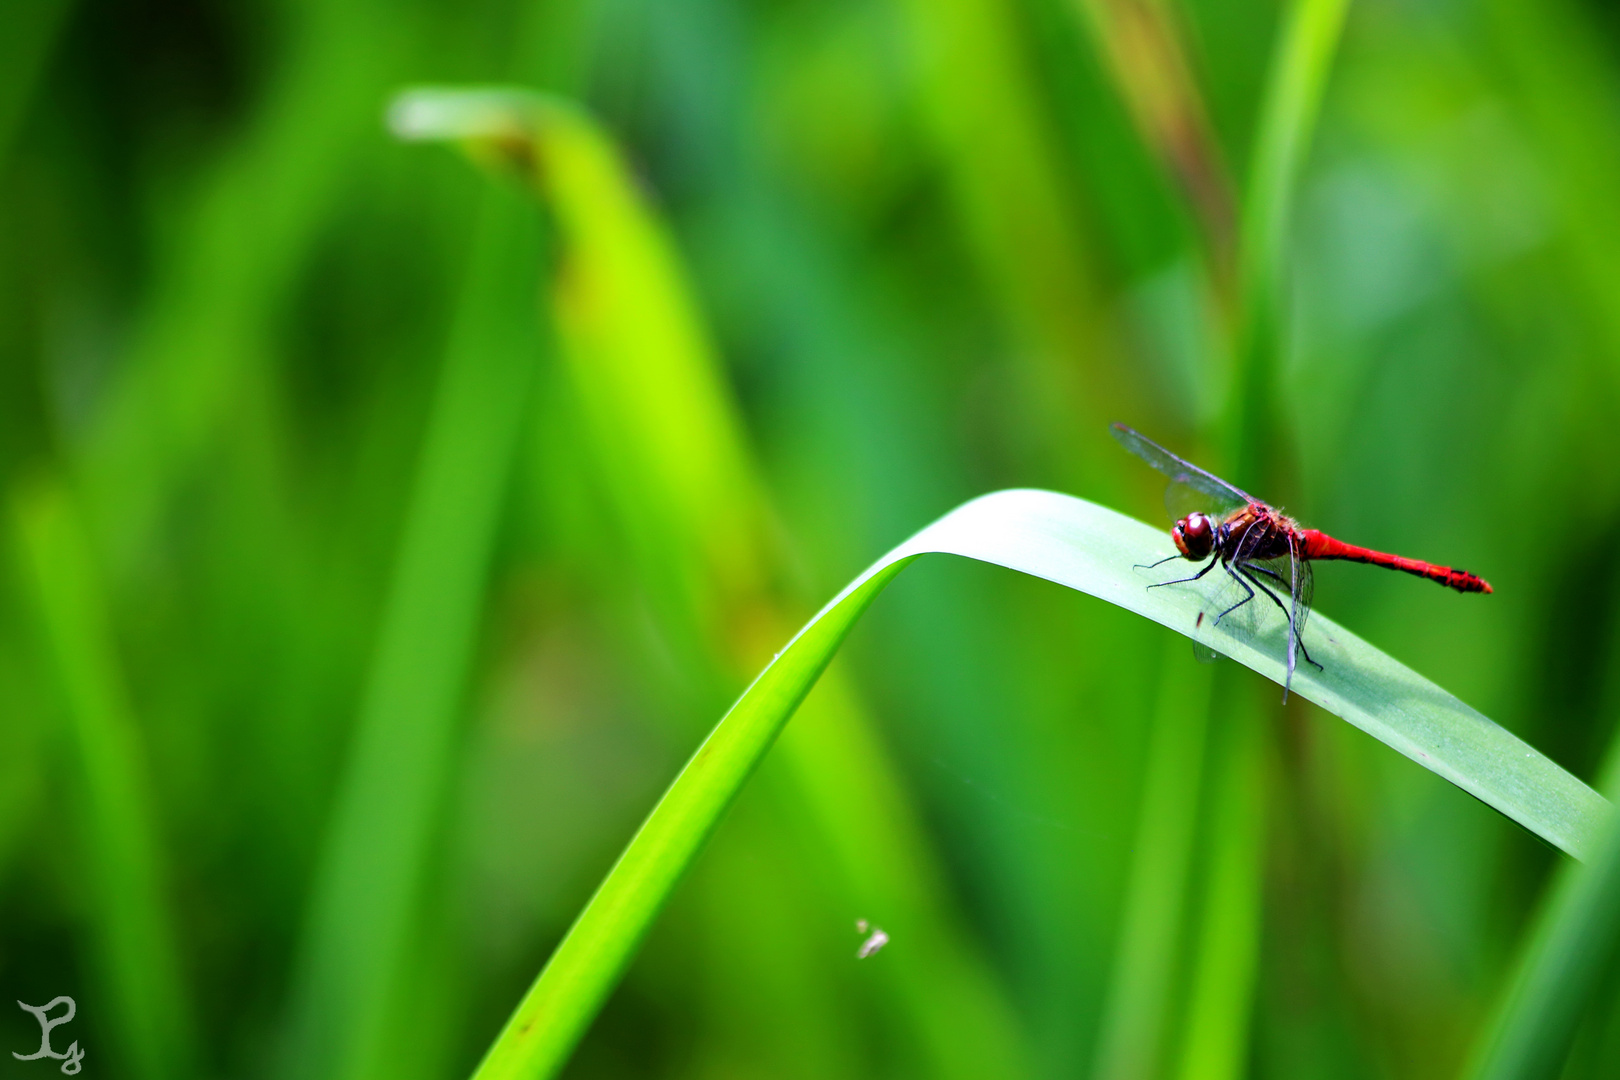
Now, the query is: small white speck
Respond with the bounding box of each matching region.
[857,926,889,959]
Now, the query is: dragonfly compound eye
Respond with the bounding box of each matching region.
[1173,513,1214,559]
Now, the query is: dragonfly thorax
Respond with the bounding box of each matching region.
[1172,512,1215,559]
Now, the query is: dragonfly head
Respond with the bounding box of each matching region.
[1172,512,1215,559]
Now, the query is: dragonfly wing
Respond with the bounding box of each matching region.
[1239,554,1313,635]
[1291,553,1314,642]
[1284,550,1306,695]
[1112,423,1253,514]
[1249,545,1315,698]
[1165,477,1225,523]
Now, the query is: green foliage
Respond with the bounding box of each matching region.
[10,483,197,1080]
[462,486,1603,1077]
[280,184,544,1080]
[1468,781,1620,1080]
[7,1,1620,1079]
[395,85,1029,1080]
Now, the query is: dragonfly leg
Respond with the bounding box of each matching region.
[1213,560,1255,624]
[1237,564,1289,616]
[1238,564,1322,670]
[1247,563,1286,587]
[1146,555,1219,589]
[1134,552,1186,572]
[1244,565,1317,656]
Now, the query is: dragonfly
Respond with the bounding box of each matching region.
[1111,423,1493,698]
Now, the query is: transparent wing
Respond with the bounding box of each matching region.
[1111,423,1253,515]
[1291,554,1314,643]
[1245,553,1313,642]
[1164,478,1217,524]
[1239,546,1315,697]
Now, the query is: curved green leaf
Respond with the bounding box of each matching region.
[1241,0,1352,308]
[394,85,1031,1079]
[471,487,1605,1079]
[1467,800,1620,1080]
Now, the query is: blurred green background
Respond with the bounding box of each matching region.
[5,0,1620,1077]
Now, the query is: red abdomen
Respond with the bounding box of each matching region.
[1299,529,1493,594]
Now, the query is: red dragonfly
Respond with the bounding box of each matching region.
[1112,423,1492,697]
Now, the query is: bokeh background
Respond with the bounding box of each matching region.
[4,0,1620,1077]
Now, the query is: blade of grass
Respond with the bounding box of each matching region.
[466,555,910,1080]
[1464,728,1620,1080]
[1092,643,1214,1080]
[1465,805,1620,1080]
[776,671,1032,1079]
[393,86,1032,1078]
[79,0,414,567]
[1173,691,1266,1080]
[470,487,1605,1079]
[1226,0,1351,454]
[896,0,1097,352]
[1240,0,1351,309]
[1486,0,1620,376]
[1070,0,1237,286]
[278,185,540,1080]
[9,479,198,1080]
[392,91,772,637]
[892,0,1127,468]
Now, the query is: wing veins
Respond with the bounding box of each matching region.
[1110,423,1255,511]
